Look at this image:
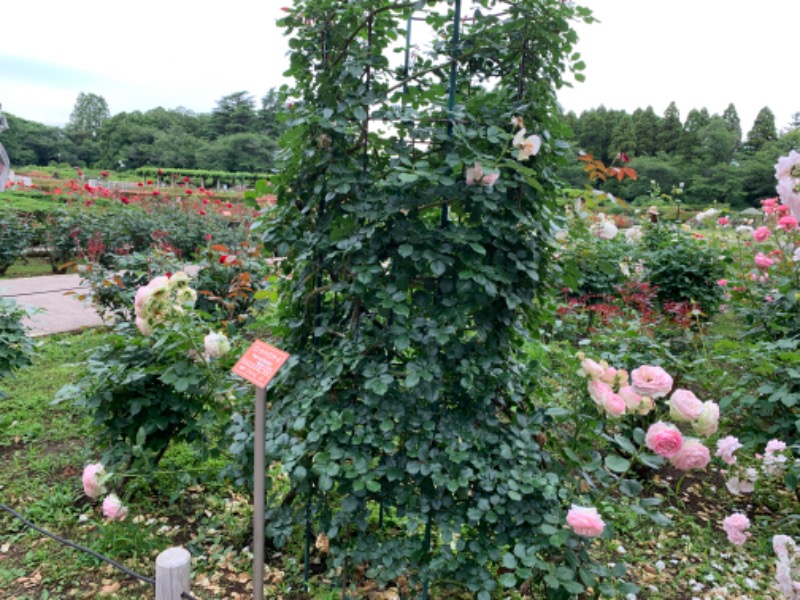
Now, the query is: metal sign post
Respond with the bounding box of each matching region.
[232,340,290,600]
[252,385,266,600]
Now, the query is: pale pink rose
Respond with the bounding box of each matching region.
[102,494,128,521]
[134,286,152,313]
[618,386,643,411]
[775,150,800,180]
[592,220,618,240]
[645,422,684,458]
[777,215,799,231]
[465,162,483,186]
[587,380,613,406]
[776,177,800,219]
[135,317,153,336]
[668,389,704,422]
[754,253,775,269]
[722,513,751,546]
[765,439,787,454]
[630,365,673,398]
[717,279,728,287]
[715,435,742,465]
[566,505,605,537]
[692,401,719,437]
[580,358,605,380]
[82,463,107,499]
[601,391,626,418]
[513,129,542,161]
[669,439,710,471]
[599,367,619,385]
[752,226,771,243]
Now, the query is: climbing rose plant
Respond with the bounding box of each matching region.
[233,1,638,597]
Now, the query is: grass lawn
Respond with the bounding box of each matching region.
[0,327,797,599]
[2,257,54,279]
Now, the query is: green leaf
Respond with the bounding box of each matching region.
[398,244,414,258]
[498,573,516,588]
[353,106,367,121]
[430,260,446,276]
[620,479,643,496]
[605,454,630,473]
[502,553,518,570]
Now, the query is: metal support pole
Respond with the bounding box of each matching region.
[442,0,462,229]
[253,385,266,600]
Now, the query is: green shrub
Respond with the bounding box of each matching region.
[0,297,33,380]
[0,212,33,275]
[641,223,727,317]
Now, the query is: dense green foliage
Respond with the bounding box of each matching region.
[0,89,286,173]
[563,104,800,208]
[224,1,647,597]
[0,297,33,381]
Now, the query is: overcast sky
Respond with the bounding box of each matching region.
[1,1,797,136]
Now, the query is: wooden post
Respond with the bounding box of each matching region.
[155,547,191,600]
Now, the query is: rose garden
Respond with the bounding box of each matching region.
[1,1,799,599]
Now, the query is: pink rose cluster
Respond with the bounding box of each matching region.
[775,150,800,220]
[642,385,718,471]
[579,356,654,418]
[133,271,197,336]
[722,512,751,546]
[81,463,128,522]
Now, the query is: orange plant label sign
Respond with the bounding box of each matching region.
[232,341,290,389]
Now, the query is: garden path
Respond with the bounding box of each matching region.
[0,273,104,337]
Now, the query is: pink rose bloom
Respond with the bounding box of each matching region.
[717,217,729,226]
[580,358,605,380]
[776,177,800,219]
[717,279,728,287]
[692,401,719,437]
[102,494,128,521]
[465,162,499,187]
[135,317,153,336]
[669,439,710,471]
[645,422,684,458]
[775,150,800,180]
[587,380,613,406]
[618,385,643,411]
[630,365,673,398]
[82,463,107,499]
[752,226,771,243]
[566,505,605,537]
[777,215,799,231]
[715,435,742,465]
[601,391,626,418]
[765,439,787,454]
[668,389,704,422]
[754,253,774,269]
[722,513,751,547]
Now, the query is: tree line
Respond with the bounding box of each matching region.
[3,92,799,208]
[0,90,285,174]
[562,102,800,208]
